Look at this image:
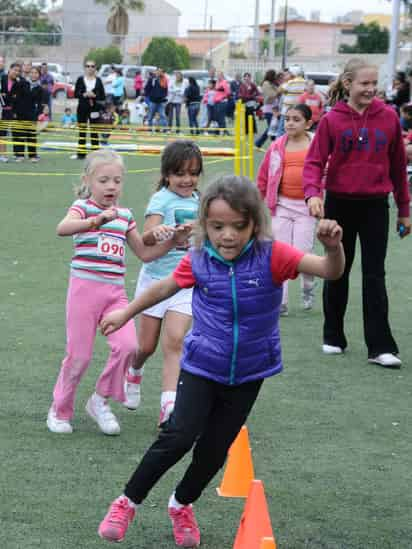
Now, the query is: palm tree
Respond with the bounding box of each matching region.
[94,0,145,46]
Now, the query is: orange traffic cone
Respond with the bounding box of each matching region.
[260,537,277,549]
[217,425,255,497]
[233,480,274,549]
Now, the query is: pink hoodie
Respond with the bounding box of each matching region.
[303,98,410,217]
[257,133,313,214]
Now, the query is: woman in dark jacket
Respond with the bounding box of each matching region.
[72,60,105,159]
[184,77,201,135]
[144,68,168,129]
[0,62,32,161]
[27,66,48,161]
[392,71,410,113]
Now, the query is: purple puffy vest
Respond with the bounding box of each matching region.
[180,240,283,385]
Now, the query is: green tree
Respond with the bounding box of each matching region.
[83,45,122,69]
[142,37,191,72]
[260,36,299,57]
[94,0,144,45]
[339,22,389,54]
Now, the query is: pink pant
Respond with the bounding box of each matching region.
[272,196,316,305]
[52,276,137,420]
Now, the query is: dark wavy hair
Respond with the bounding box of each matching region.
[157,140,203,190]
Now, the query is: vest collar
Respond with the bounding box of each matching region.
[204,239,255,266]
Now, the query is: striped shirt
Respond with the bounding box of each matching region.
[69,199,136,285]
[281,77,306,115]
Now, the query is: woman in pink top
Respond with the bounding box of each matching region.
[134,69,144,98]
[298,80,324,129]
[214,71,230,135]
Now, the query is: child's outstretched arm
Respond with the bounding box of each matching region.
[127,224,192,262]
[297,219,345,280]
[101,274,180,335]
[56,208,117,236]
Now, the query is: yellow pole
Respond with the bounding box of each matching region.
[234,101,241,176]
[248,114,255,181]
[241,104,247,176]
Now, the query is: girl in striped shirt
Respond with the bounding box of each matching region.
[47,149,191,436]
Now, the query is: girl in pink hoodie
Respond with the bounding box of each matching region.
[303,58,410,368]
[257,104,316,315]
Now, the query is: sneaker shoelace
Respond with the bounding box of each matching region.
[173,507,196,533]
[96,401,116,421]
[108,499,131,526]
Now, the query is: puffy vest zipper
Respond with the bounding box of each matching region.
[229,265,238,385]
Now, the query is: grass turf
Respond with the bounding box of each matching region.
[1,145,412,549]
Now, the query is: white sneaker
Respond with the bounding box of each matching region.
[368,353,402,368]
[302,288,314,310]
[85,396,120,435]
[322,344,344,355]
[124,372,142,410]
[70,154,81,160]
[0,156,9,162]
[47,407,73,434]
[280,304,289,317]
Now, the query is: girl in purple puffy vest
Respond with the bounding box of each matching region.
[97,176,345,547]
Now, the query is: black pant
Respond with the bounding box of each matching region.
[125,370,262,505]
[77,113,99,158]
[323,192,398,357]
[245,106,257,134]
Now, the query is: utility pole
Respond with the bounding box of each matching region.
[269,0,276,61]
[203,0,208,30]
[387,0,401,92]
[281,0,288,69]
[253,0,260,59]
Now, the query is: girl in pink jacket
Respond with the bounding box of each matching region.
[257,104,316,315]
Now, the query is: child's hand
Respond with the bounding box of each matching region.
[152,224,175,242]
[308,197,324,219]
[100,309,128,336]
[97,208,117,227]
[397,217,411,238]
[173,223,193,246]
[317,219,343,250]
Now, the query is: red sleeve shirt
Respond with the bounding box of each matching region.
[172,241,304,289]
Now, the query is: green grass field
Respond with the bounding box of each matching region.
[1,139,412,549]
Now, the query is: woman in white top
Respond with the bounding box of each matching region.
[167,71,185,133]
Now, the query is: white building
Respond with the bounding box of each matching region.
[60,0,180,58]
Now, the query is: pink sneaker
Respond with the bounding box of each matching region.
[168,505,200,547]
[158,400,175,428]
[98,496,135,542]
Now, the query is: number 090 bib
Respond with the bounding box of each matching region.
[97,234,125,259]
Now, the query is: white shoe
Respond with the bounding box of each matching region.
[14,156,24,162]
[302,288,314,310]
[0,156,9,162]
[124,373,141,410]
[85,396,120,435]
[47,407,73,434]
[368,353,402,368]
[279,304,289,317]
[70,154,81,160]
[322,344,344,355]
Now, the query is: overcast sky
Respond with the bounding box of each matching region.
[170,0,394,35]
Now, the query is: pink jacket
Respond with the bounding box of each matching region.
[214,79,230,103]
[257,133,314,213]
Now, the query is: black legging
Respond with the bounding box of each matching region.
[124,370,262,505]
[77,112,99,158]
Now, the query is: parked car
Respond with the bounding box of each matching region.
[98,64,157,99]
[33,62,72,84]
[305,72,338,100]
[124,65,157,98]
[52,81,75,100]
